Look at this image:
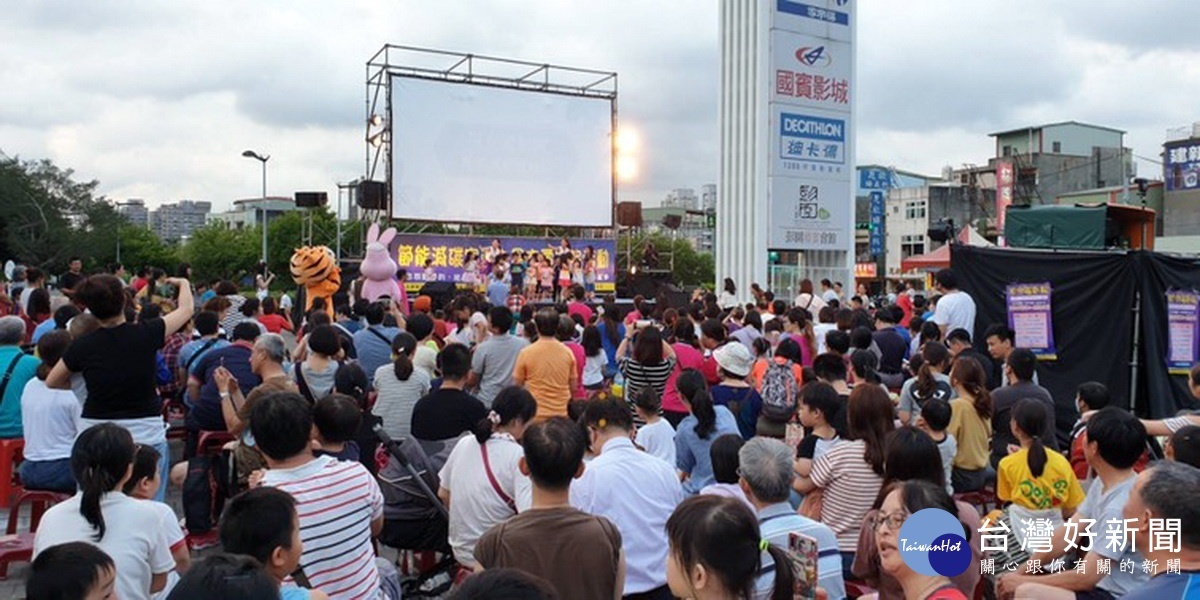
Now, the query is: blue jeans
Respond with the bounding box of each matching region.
[20,458,76,494]
[153,439,170,502]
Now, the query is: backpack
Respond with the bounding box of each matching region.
[182,452,232,534]
[760,360,798,423]
[913,380,954,409]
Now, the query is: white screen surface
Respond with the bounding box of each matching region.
[390,76,613,226]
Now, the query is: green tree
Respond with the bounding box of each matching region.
[617,231,715,289]
[116,225,179,274]
[0,156,99,270]
[181,222,260,282]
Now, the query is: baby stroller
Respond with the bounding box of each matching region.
[374,425,459,598]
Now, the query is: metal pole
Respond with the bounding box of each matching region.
[1129,290,1141,412]
[336,186,342,260]
[261,159,268,263]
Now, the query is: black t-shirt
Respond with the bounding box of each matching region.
[63,318,166,419]
[872,328,908,374]
[58,271,85,293]
[411,388,488,441]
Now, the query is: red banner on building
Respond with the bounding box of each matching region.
[996,161,1014,245]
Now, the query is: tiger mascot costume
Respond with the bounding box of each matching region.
[290,245,341,318]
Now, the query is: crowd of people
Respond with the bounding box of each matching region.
[0,260,1196,600]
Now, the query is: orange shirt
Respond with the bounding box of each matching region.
[749,356,805,390]
[513,338,577,420]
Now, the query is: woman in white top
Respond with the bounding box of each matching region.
[20,330,81,493]
[718,278,739,311]
[34,423,176,600]
[254,261,274,301]
[793,278,828,314]
[437,386,536,567]
[373,332,432,439]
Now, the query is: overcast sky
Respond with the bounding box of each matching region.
[2,1,1195,213]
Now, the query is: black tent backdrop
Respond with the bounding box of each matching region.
[951,246,1200,418]
[1133,252,1200,418]
[951,246,1136,414]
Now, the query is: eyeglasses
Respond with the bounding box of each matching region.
[872,511,908,531]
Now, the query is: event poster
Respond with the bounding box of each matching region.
[1006,282,1057,360]
[392,234,617,293]
[1166,289,1200,375]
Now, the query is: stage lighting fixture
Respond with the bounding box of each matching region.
[368,114,384,127]
[927,218,956,243]
[368,132,386,148]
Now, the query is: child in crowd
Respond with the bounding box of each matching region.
[795,382,842,479]
[312,394,363,462]
[570,258,584,289]
[665,496,794,600]
[583,258,597,299]
[123,445,190,596]
[633,388,676,466]
[26,542,116,600]
[1166,424,1200,468]
[167,554,280,600]
[581,325,609,392]
[422,258,435,281]
[509,251,526,292]
[987,399,1086,572]
[220,487,330,600]
[538,256,554,302]
[916,398,957,496]
[698,434,753,510]
[462,250,479,291]
[557,258,571,302]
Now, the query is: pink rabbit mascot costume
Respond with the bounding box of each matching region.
[360,222,404,306]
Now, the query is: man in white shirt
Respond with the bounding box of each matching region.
[820,278,840,305]
[571,398,684,599]
[251,391,385,600]
[931,268,976,336]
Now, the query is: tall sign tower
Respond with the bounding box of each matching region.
[717,0,856,299]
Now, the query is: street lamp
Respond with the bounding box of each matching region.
[241,150,270,263]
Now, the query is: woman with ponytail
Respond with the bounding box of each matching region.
[437,386,537,568]
[850,348,883,387]
[372,331,432,440]
[986,399,1086,572]
[674,368,740,495]
[666,495,795,600]
[34,423,176,600]
[946,355,993,493]
[898,341,955,425]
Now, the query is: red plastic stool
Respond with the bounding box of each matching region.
[0,489,68,579]
[0,439,24,509]
[196,430,235,456]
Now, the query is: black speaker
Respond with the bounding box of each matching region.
[662,214,682,230]
[418,281,458,311]
[294,192,328,208]
[617,201,643,227]
[358,180,388,210]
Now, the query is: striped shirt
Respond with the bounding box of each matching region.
[619,357,676,423]
[810,439,885,552]
[755,503,845,600]
[262,455,384,600]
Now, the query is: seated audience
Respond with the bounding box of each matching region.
[438,386,537,568]
[665,495,794,600]
[675,369,741,495]
[739,437,844,599]
[166,554,278,600]
[372,332,431,440]
[1118,462,1200,599]
[413,343,489,467]
[1166,424,1200,468]
[123,444,190,594]
[946,355,993,493]
[872,480,973,599]
[34,424,176,600]
[633,388,677,466]
[251,392,385,599]
[998,407,1150,599]
[572,397,684,598]
[220,486,331,600]
[26,541,116,600]
[795,384,894,574]
[698,434,753,510]
[19,330,80,493]
[475,417,624,600]
[450,568,559,600]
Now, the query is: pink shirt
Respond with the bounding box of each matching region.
[567,301,594,324]
[662,343,704,414]
[564,341,587,398]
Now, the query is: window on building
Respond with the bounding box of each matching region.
[1052,141,1062,153]
[901,234,925,259]
[1003,145,1013,157]
[904,201,926,220]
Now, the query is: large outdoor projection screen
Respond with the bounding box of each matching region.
[390,76,614,226]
